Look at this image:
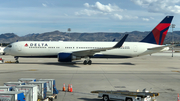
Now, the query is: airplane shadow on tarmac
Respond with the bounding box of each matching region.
[13,61,135,67]
[91,62,135,65]
[17,62,80,68]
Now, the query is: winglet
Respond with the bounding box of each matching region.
[112,38,116,42]
[113,34,128,48]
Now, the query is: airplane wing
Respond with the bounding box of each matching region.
[71,34,128,57]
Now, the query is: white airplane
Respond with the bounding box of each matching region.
[4,16,173,65]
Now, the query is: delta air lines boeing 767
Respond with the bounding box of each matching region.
[4,16,173,65]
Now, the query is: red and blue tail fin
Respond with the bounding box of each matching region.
[140,16,173,45]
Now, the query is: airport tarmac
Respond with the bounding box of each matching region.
[0,53,180,101]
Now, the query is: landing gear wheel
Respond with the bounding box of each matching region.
[83,60,87,65]
[103,95,109,101]
[15,61,19,63]
[49,98,53,101]
[87,60,92,65]
[126,98,133,101]
[55,96,57,99]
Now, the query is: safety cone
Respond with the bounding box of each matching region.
[70,84,73,92]
[68,84,70,92]
[178,93,180,101]
[62,83,66,91]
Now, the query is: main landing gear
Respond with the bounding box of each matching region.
[14,56,19,63]
[83,57,92,65]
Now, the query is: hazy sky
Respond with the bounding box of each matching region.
[0,0,180,36]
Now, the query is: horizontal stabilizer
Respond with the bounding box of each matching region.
[148,46,168,50]
[147,44,175,50]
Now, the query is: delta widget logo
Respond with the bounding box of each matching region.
[24,43,28,47]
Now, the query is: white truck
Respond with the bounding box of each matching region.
[0,46,5,55]
[91,90,159,101]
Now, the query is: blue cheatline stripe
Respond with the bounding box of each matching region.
[90,54,132,58]
[15,55,58,58]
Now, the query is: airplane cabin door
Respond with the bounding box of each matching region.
[134,45,138,52]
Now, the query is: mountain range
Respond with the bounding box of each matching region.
[0,30,180,44]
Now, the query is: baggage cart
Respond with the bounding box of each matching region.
[4,82,25,90]
[91,90,159,101]
[27,81,47,100]
[0,86,13,91]
[0,91,25,101]
[14,85,38,101]
[18,78,36,84]
[38,79,58,100]
[4,82,25,87]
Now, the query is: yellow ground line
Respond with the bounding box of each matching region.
[171,70,180,72]
[28,69,38,71]
[4,61,16,63]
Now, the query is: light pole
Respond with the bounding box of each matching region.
[68,28,71,41]
[171,24,175,57]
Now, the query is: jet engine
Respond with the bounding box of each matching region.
[58,53,81,62]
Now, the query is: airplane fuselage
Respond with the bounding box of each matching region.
[4,41,168,58]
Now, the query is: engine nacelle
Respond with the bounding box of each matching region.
[72,56,81,60]
[58,53,81,62]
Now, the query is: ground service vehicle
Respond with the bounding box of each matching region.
[91,90,159,101]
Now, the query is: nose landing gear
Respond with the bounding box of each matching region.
[14,56,19,63]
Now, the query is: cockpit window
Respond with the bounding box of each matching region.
[7,45,12,48]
